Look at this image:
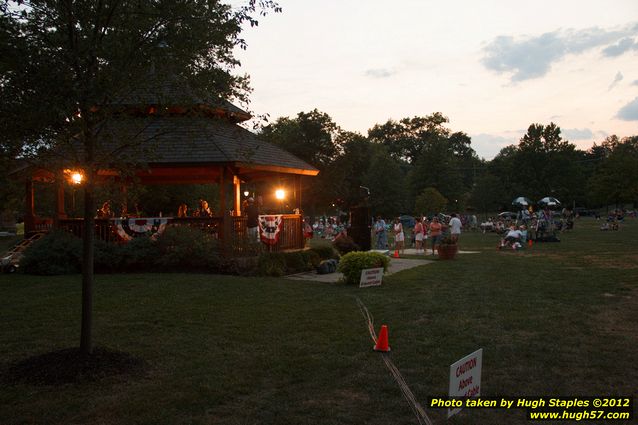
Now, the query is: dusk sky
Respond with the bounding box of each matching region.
[234,0,638,159]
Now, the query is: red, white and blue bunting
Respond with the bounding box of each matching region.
[114,218,169,241]
[258,215,283,245]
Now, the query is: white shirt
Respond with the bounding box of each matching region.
[506,229,522,239]
[449,217,462,234]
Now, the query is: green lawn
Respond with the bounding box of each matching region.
[1,218,636,424]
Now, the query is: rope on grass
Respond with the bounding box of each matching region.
[354,297,434,425]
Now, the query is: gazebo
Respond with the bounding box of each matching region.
[20,74,319,254]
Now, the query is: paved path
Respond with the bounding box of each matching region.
[285,248,480,283]
[285,257,433,283]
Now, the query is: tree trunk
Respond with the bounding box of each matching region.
[80,176,96,356]
[80,116,96,356]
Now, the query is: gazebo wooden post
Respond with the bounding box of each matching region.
[24,178,35,235]
[120,183,128,216]
[219,167,226,216]
[294,175,302,212]
[55,172,67,225]
[233,175,241,216]
[218,167,231,255]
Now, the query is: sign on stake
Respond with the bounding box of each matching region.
[448,348,483,418]
[359,267,383,288]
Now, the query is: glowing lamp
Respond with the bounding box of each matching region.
[275,189,285,200]
[244,190,250,197]
[71,173,83,184]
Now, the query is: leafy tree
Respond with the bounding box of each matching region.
[408,138,466,203]
[468,173,508,217]
[368,113,450,163]
[513,123,583,201]
[485,123,588,206]
[414,187,448,216]
[448,131,481,189]
[258,109,342,215]
[325,131,376,208]
[0,0,280,355]
[363,147,409,217]
[259,109,341,169]
[588,136,638,207]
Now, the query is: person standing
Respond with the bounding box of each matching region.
[429,216,442,256]
[414,217,424,254]
[374,216,387,249]
[393,217,405,254]
[449,213,462,244]
[246,197,259,243]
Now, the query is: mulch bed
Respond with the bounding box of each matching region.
[3,346,147,386]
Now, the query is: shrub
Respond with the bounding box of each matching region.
[309,245,339,260]
[20,226,223,275]
[257,252,286,276]
[332,234,359,255]
[337,251,390,285]
[20,230,82,275]
[257,250,321,276]
[94,239,125,273]
[119,236,161,271]
[154,225,220,271]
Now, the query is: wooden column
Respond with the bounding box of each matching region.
[233,175,241,216]
[218,167,226,216]
[24,179,35,235]
[294,175,302,213]
[55,173,67,223]
[120,184,128,216]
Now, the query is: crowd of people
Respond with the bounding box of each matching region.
[95,196,633,253]
[373,214,462,256]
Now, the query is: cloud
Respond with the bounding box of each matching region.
[562,128,594,140]
[364,68,396,79]
[602,37,638,57]
[617,97,638,121]
[482,24,638,82]
[608,71,624,91]
[470,133,517,159]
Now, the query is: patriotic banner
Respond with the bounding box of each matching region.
[258,215,284,245]
[114,217,169,241]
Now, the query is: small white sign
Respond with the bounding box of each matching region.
[359,267,383,288]
[448,348,483,418]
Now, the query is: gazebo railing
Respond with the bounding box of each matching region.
[53,214,304,255]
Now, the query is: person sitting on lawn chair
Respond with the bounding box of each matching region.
[499,225,523,250]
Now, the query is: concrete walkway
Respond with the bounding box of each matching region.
[284,248,481,283]
[285,257,433,283]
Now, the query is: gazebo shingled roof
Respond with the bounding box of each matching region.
[97,116,318,180]
[96,71,319,180]
[21,70,318,242]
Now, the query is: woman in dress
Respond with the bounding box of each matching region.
[393,217,405,254]
[414,217,424,254]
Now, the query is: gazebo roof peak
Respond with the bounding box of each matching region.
[108,70,252,123]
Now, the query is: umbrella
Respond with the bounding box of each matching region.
[538,197,561,207]
[512,196,532,208]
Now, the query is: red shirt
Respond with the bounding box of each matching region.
[429,221,442,236]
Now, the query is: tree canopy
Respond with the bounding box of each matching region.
[1,0,281,355]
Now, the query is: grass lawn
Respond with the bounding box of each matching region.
[1,218,636,424]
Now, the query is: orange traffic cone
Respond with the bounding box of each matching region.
[393,249,400,258]
[374,325,391,352]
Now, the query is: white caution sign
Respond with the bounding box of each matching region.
[448,348,483,418]
[359,267,383,288]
